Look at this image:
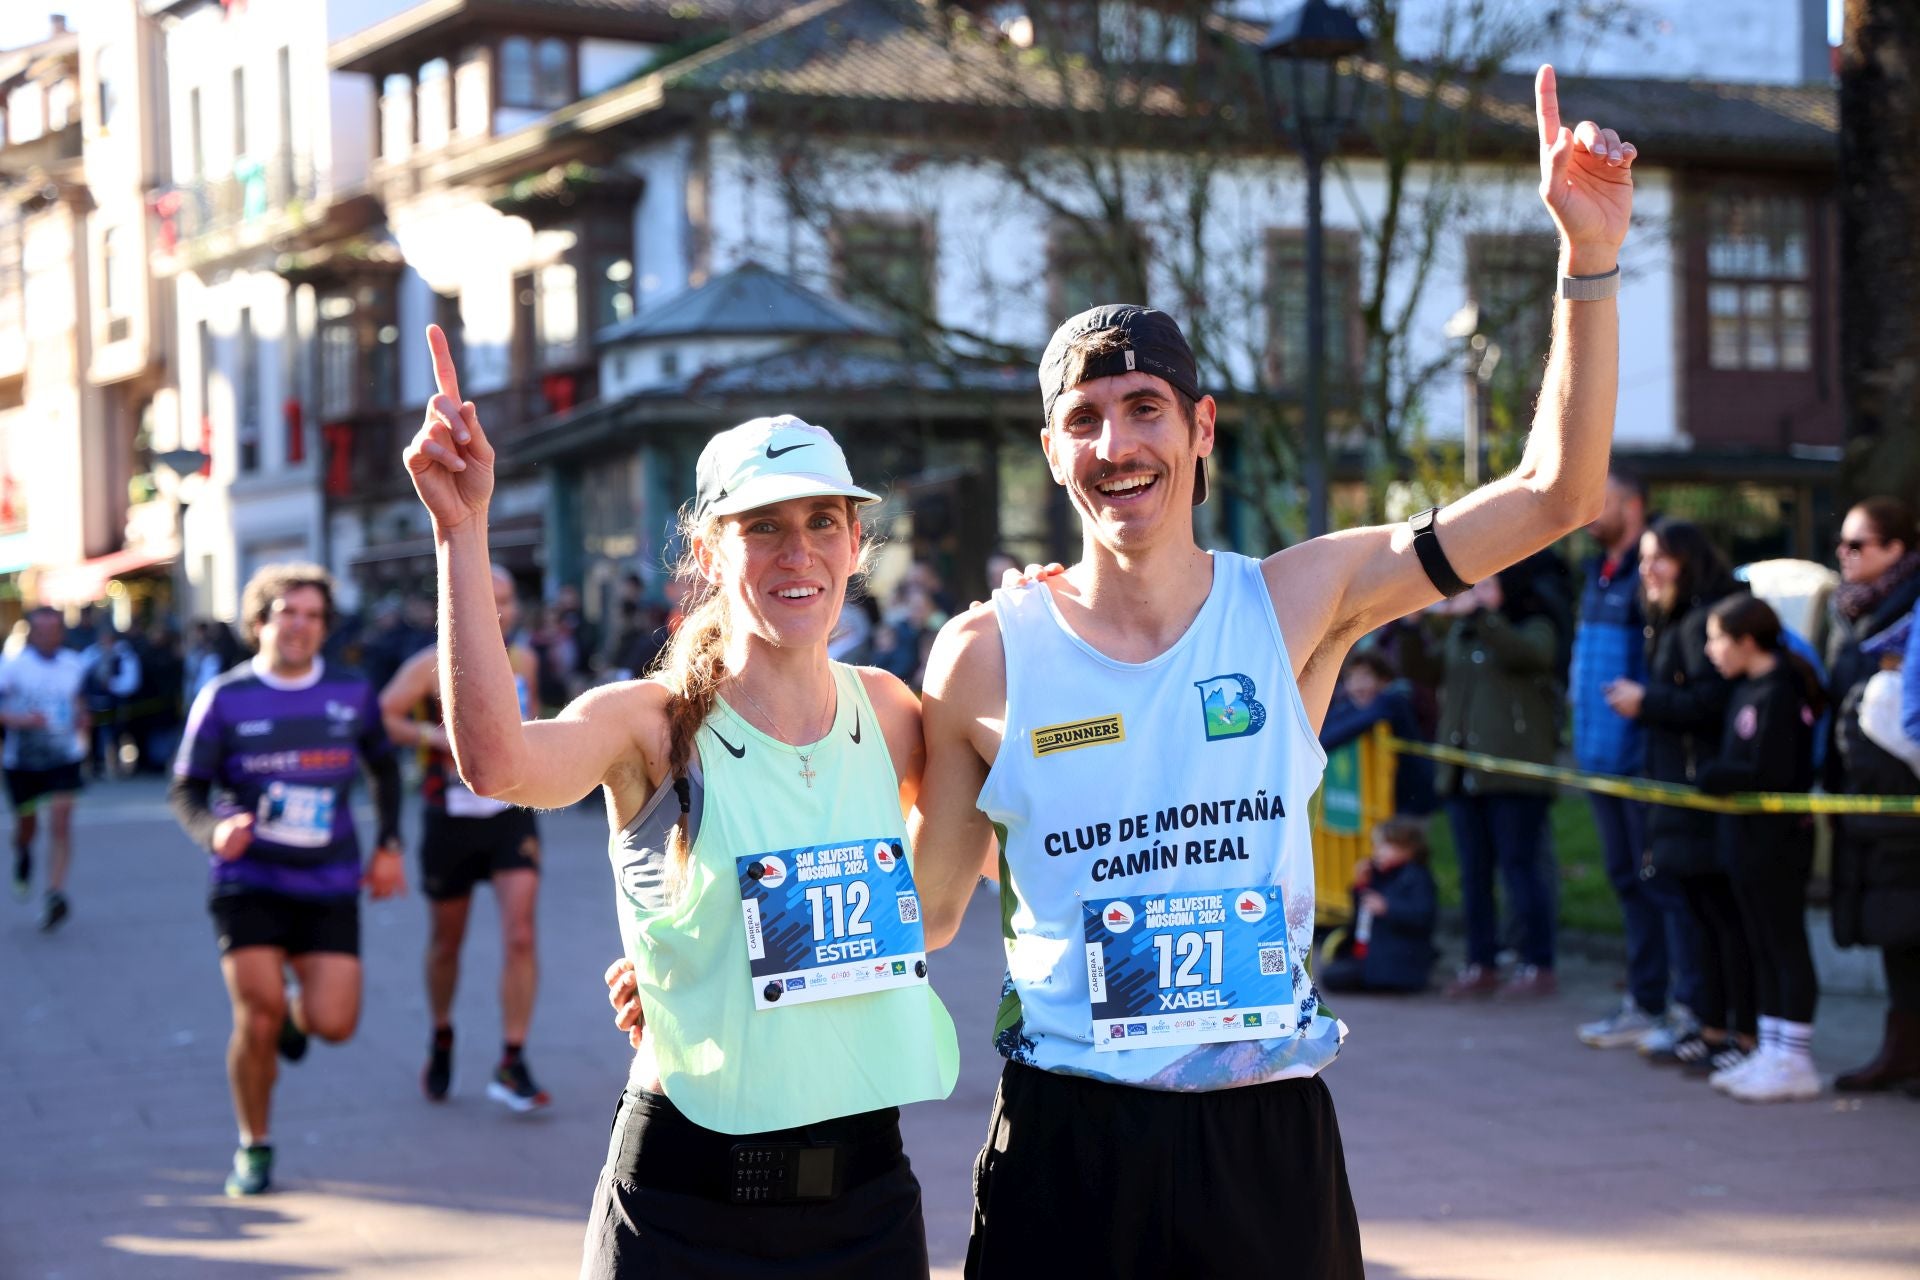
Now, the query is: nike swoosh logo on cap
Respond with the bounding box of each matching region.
[849,707,861,745]
[765,442,814,459]
[712,730,746,759]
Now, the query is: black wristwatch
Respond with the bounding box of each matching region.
[1410,506,1472,598]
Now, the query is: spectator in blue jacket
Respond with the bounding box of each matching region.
[1571,470,1702,1052]
[1317,817,1439,994]
[1320,649,1435,816]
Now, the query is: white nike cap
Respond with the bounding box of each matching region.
[694,414,882,519]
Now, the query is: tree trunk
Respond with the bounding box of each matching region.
[1839,0,1920,504]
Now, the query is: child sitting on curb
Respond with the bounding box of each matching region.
[1317,817,1439,994]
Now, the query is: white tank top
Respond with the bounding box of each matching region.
[977,552,1342,1090]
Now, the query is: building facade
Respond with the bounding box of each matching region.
[0,4,179,626]
[146,0,410,620]
[321,0,1840,608]
[0,0,1787,641]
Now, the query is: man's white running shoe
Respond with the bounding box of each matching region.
[1579,998,1658,1048]
[1709,1045,1768,1092]
[1726,1052,1822,1103]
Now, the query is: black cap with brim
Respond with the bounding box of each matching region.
[1038,303,1208,506]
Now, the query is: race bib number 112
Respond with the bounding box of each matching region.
[1085,886,1299,1051]
[739,838,928,1011]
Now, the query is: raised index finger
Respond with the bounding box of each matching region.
[427,323,462,402]
[1535,64,1560,148]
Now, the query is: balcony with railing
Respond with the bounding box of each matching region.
[149,153,318,269]
[0,120,82,178]
[328,366,597,503]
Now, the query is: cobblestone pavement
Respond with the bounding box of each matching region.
[4,778,1916,1278]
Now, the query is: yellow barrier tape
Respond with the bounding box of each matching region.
[1388,738,1920,816]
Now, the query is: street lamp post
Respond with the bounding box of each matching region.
[154,447,210,623]
[1262,1,1368,538]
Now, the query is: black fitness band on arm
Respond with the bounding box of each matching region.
[1409,506,1472,598]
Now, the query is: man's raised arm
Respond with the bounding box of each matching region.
[1272,65,1636,670]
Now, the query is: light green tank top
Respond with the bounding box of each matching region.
[608,663,959,1133]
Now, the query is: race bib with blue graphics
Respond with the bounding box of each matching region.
[1085,886,1300,1052]
[255,782,338,849]
[739,837,929,1011]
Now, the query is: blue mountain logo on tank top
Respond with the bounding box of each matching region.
[1193,674,1266,742]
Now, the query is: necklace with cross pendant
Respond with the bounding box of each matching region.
[731,680,830,789]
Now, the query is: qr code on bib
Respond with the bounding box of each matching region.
[897,893,920,924]
[1258,945,1289,976]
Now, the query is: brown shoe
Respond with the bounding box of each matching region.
[1443,964,1502,998]
[1835,1010,1920,1092]
[1496,964,1558,1000]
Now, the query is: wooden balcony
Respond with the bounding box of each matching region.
[327,367,596,504]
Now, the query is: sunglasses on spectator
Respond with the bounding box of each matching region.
[1837,537,1884,556]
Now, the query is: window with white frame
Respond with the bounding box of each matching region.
[1704,192,1813,372]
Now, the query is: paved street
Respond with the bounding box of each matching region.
[4,778,1918,1279]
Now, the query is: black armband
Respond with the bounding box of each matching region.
[1410,506,1472,598]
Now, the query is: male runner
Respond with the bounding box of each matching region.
[905,67,1636,1276]
[380,564,550,1111]
[168,564,405,1196]
[1,607,90,930]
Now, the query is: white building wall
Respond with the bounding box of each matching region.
[13,209,88,570]
[1229,0,1826,85]
[160,0,412,619]
[705,134,1682,447]
[385,190,541,397]
[627,137,694,309]
[601,335,788,399]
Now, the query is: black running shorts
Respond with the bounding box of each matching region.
[419,806,540,901]
[5,762,84,813]
[966,1060,1363,1279]
[579,1088,930,1279]
[209,891,360,957]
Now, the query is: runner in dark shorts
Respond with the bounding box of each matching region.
[6,761,85,812]
[381,563,549,1111]
[0,607,90,930]
[904,69,1634,1279]
[169,563,404,1197]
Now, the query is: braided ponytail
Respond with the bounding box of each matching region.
[652,506,730,884]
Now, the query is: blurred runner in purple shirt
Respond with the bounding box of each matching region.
[168,563,404,1198]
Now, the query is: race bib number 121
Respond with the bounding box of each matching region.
[739,838,928,1011]
[1085,886,1299,1051]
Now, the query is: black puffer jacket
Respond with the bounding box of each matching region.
[1831,683,1920,950]
[1637,591,1739,876]
[1823,571,1920,790]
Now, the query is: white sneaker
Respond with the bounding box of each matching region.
[1636,1004,1699,1056]
[1579,998,1659,1048]
[1709,1045,1768,1092]
[1727,1052,1822,1103]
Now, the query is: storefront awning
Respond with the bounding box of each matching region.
[36,546,173,607]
